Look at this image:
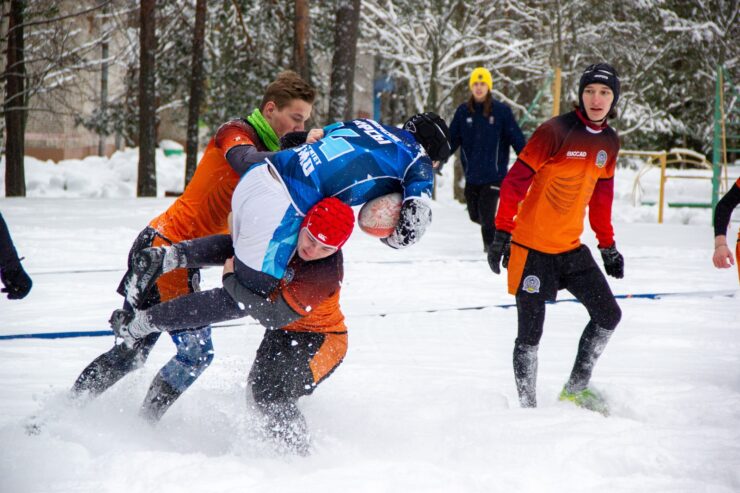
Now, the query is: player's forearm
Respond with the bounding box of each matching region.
[222,273,301,329]
[714,235,729,249]
[144,288,245,332]
[589,178,616,248]
[495,159,534,232]
[176,234,234,268]
[714,184,740,237]
[225,145,276,175]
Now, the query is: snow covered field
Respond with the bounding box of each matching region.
[0,151,739,492]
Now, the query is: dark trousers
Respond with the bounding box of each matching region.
[248,329,345,454]
[514,246,622,346]
[464,182,501,249]
[73,228,214,397]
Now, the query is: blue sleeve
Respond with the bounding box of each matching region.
[449,105,464,155]
[503,105,526,154]
[323,122,344,134]
[401,155,434,201]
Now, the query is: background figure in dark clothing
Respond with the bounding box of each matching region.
[449,67,526,251]
[0,212,32,299]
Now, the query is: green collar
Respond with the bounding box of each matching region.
[246,108,280,151]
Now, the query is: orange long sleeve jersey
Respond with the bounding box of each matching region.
[148,120,268,243]
[496,110,620,254]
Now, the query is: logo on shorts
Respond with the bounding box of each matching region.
[596,150,608,168]
[522,275,541,294]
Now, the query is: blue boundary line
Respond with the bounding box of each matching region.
[0,330,113,340]
[0,290,734,341]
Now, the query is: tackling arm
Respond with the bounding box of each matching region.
[222,273,302,329]
[215,120,276,175]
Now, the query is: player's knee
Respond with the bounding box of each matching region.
[174,331,214,372]
[249,375,275,406]
[596,302,621,331]
[516,331,543,347]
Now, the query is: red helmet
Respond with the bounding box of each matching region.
[301,197,355,249]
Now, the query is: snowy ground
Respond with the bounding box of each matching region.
[0,151,739,492]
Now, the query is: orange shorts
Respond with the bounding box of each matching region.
[151,235,191,302]
[308,332,348,384]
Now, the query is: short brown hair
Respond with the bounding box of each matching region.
[260,70,316,110]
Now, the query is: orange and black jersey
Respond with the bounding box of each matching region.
[223,250,347,335]
[496,110,620,254]
[148,119,270,243]
[277,251,346,334]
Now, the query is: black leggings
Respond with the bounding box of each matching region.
[464,182,501,247]
[249,329,328,405]
[515,246,621,346]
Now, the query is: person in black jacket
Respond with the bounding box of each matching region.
[449,67,526,252]
[0,212,32,299]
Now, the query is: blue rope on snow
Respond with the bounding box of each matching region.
[0,290,734,341]
[0,330,113,341]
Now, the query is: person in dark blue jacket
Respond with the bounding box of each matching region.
[449,67,526,251]
[0,212,32,299]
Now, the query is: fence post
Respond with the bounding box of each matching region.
[658,151,667,224]
[711,64,723,219]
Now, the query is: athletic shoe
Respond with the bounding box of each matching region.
[559,386,609,416]
[125,247,166,308]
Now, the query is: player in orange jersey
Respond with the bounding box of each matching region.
[713,177,740,282]
[488,63,624,415]
[72,71,316,422]
[110,198,354,455]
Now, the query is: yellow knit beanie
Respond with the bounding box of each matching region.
[469,67,493,92]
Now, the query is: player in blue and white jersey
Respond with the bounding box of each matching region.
[129,113,451,300]
[228,112,450,295]
[270,117,436,213]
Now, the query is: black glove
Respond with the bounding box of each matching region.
[1,263,32,299]
[487,230,512,274]
[280,131,309,150]
[599,243,624,279]
[381,198,432,249]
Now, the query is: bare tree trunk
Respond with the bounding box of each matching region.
[138,0,157,197]
[328,0,360,122]
[184,0,207,187]
[98,29,109,156]
[4,0,27,197]
[293,0,309,81]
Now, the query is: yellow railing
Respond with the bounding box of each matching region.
[620,149,717,224]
